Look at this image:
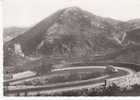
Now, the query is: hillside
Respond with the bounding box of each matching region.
[124,28,140,43]
[4,7,140,67]
[3,27,28,43]
[127,19,140,29]
[4,7,124,66]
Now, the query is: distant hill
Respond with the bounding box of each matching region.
[127,19,140,29]
[3,7,140,67]
[3,27,28,43]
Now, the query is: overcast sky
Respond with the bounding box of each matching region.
[3,0,140,27]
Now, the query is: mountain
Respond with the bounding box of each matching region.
[107,28,140,64]
[124,28,140,43]
[127,19,140,29]
[3,27,28,43]
[4,7,140,67]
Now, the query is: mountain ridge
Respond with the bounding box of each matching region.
[4,7,140,67]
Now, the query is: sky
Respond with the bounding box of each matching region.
[3,0,140,27]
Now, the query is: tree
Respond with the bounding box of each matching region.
[102,83,121,96]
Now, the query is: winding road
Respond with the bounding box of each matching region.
[5,65,135,96]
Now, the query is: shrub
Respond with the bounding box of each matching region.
[101,83,121,96]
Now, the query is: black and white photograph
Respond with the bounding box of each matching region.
[3,0,140,97]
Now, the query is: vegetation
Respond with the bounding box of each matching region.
[46,72,104,84]
[21,71,104,86]
[33,83,140,96]
[36,60,53,75]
